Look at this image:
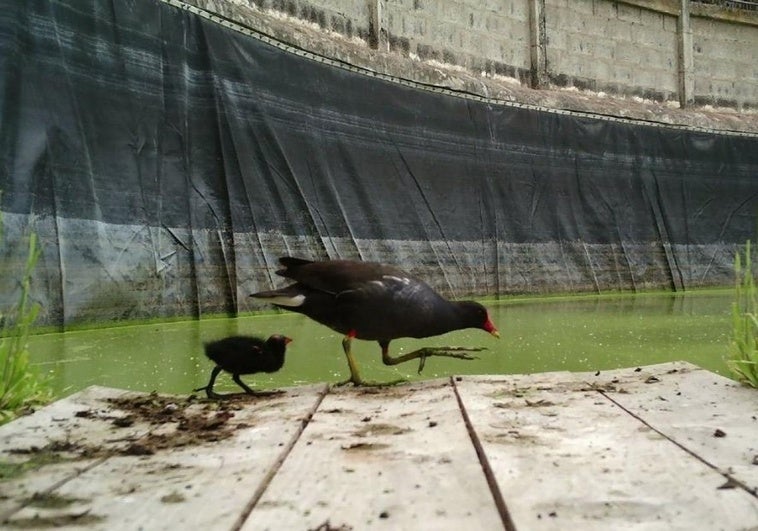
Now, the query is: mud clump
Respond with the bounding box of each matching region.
[5,392,261,469]
[4,511,104,528]
[103,392,243,451]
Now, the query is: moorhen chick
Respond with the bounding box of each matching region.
[250,257,499,385]
[193,334,292,398]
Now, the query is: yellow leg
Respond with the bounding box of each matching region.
[337,335,364,386]
[334,337,406,387]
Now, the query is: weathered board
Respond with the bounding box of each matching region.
[0,386,146,519]
[595,362,758,495]
[0,363,756,530]
[0,385,327,529]
[454,363,758,530]
[244,379,503,530]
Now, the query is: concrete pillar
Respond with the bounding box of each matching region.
[529,0,547,89]
[677,0,694,107]
[368,0,387,51]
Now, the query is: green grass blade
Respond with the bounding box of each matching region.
[0,207,51,423]
[727,241,758,388]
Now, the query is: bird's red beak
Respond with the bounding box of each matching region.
[484,316,500,338]
[284,337,293,345]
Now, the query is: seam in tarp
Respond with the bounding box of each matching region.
[161,0,758,139]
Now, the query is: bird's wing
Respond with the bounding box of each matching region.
[276,259,409,296]
[335,273,425,305]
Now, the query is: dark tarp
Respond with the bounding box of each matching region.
[1,0,757,327]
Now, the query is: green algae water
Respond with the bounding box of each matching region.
[28,290,734,398]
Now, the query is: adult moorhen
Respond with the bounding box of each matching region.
[193,334,292,398]
[250,257,499,385]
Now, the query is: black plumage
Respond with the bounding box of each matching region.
[194,334,292,398]
[250,257,499,385]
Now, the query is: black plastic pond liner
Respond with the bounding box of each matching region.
[1,0,757,327]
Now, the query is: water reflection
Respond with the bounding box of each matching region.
[28,291,734,398]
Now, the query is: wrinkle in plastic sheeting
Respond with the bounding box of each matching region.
[1,0,757,327]
[393,147,462,298]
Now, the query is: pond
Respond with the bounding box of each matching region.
[29,289,735,398]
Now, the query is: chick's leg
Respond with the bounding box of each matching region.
[233,374,256,394]
[193,366,223,399]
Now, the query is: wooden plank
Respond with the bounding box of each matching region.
[243,379,502,530]
[455,367,758,530]
[0,386,135,452]
[0,386,149,518]
[1,384,327,530]
[1,364,754,530]
[593,361,758,496]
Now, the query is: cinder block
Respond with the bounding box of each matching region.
[592,0,617,20]
[467,11,484,30]
[633,66,658,90]
[638,8,665,29]
[603,19,633,41]
[509,24,530,45]
[479,0,506,12]
[567,0,592,14]
[544,4,571,30]
[545,29,566,51]
[656,71,678,93]
[592,37,615,60]
[634,25,676,49]
[612,64,634,84]
[613,43,637,64]
[563,8,590,31]
[661,13,678,32]
[509,0,529,22]
[616,3,641,23]
[484,12,503,32]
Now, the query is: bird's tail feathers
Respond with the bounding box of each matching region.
[276,257,312,276]
[250,288,305,307]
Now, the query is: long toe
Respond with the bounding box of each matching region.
[416,346,485,373]
[438,346,489,353]
[334,376,364,387]
[333,377,407,388]
[420,347,485,360]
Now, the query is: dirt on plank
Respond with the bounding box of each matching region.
[4,391,281,467]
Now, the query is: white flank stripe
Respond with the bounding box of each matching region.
[382,275,411,285]
[268,294,305,307]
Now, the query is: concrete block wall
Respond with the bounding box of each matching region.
[235,0,372,39]
[545,0,679,100]
[198,0,758,110]
[384,0,532,81]
[693,16,758,108]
